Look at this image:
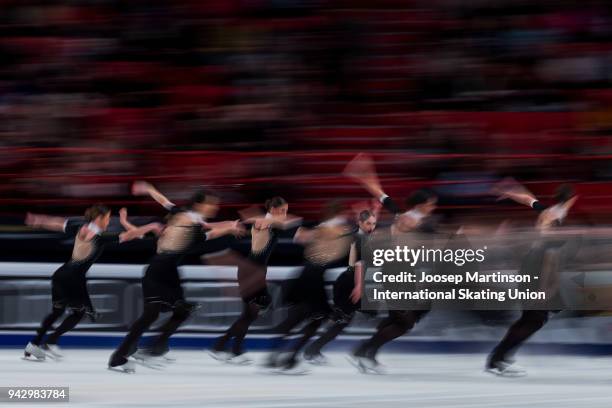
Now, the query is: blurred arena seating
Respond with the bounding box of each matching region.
[1,0,612,225]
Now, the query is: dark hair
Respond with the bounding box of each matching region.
[358,210,373,223]
[554,184,575,204]
[84,204,110,222]
[265,196,287,211]
[189,189,218,209]
[406,189,436,207]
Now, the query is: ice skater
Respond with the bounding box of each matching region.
[264,201,355,374]
[344,153,438,373]
[108,182,245,373]
[303,208,377,365]
[210,196,301,364]
[486,181,578,377]
[24,205,161,361]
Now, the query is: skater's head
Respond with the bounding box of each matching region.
[407,189,437,216]
[358,210,376,234]
[84,204,111,230]
[189,189,220,218]
[265,196,288,219]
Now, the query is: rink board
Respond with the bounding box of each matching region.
[2,262,612,353]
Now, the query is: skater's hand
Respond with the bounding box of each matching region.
[230,221,247,237]
[253,218,274,230]
[25,212,41,227]
[119,207,128,222]
[25,212,52,228]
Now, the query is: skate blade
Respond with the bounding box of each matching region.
[21,356,45,362]
[362,360,387,375]
[256,367,280,375]
[43,352,63,361]
[107,366,135,374]
[133,359,165,370]
[346,356,384,375]
[273,367,310,376]
[226,357,253,366]
[485,368,527,378]
[207,350,231,363]
[305,358,329,366]
[346,356,366,373]
[363,366,386,375]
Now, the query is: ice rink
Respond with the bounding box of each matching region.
[2,349,612,408]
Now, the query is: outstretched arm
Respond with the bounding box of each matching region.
[244,215,303,231]
[25,212,68,232]
[118,207,163,239]
[118,222,163,243]
[491,178,539,208]
[203,220,240,229]
[344,153,386,199]
[498,190,539,207]
[132,181,176,210]
[344,153,401,214]
[206,220,246,240]
[119,207,137,231]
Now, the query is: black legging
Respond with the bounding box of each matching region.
[304,319,351,357]
[31,305,85,346]
[287,318,324,361]
[267,303,327,366]
[148,305,192,355]
[354,311,419,358]
[213,301,260,355]
[489,310,549,365]
[110,302,192,366]
[269,304,311,350]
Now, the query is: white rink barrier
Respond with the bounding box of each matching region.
[2,262,612,352]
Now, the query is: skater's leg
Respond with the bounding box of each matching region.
[45,309,85,345]
[355,311,416,358]
[305,320,349,357]
[265,304,309,366]
[109,302,161,366]
[489,310,549,366]
[351,312,394,355]
[287,317,324,362]
[31,305,65,346]
[365,321,411,357]
[229,302,260,355]
[148,301,195,356]
[213,301,259,354]
[272,304,310,347]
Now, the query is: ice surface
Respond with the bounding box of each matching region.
[2,349,612,408]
